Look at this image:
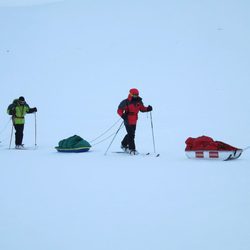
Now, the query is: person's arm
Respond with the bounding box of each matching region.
[139,101,152,112]
[117,100,128,120]
[26,105,37,113]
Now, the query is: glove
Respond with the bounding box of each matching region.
[147,105,153,112]
[121,113,127,121]
[30,107,37,113]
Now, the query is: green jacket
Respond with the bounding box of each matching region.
[7,99,31,125]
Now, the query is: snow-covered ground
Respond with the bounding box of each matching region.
[0,1,250,250]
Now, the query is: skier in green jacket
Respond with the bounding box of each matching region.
[7,96,37,149]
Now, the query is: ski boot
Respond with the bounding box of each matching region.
[121,144,129,153]
[129,149,139,155]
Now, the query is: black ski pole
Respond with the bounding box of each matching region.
[9,123,14,149]
[150,111,156,154]
[34,113,37,147]
[104,121,124,155]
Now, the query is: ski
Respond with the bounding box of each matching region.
[146,153,160,157]
[10,146,38,150]
[11,148,28,150]
[112,151,159,157]
[112,151,129,154]
[112,151,147,155]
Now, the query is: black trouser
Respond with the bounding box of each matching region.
[14,124,24,146]
[121,124,136,150]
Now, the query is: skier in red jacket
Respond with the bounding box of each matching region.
[117,88,152,155]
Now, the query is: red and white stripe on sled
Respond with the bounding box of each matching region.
[185,149,243,161]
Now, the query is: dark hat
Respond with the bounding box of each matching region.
[19,96,25,102]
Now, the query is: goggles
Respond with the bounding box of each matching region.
[130,93,139,98]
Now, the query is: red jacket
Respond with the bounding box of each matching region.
[117,95,148,125]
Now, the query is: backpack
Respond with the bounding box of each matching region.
[7,99,18,115]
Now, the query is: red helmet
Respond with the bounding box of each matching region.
[129,88,139,97]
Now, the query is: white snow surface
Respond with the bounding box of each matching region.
[0,1,250,250]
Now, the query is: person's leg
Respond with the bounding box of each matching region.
[14,124,18,146]
[15,124,24,146]
[121,133,129,150]
[121,124,130,148]
[126,125,136,150]
[121,135,129,147]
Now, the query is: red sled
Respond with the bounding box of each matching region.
[185,136,243,161]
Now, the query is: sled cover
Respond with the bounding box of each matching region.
[55,135,91,153]
[185,136,239,151]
